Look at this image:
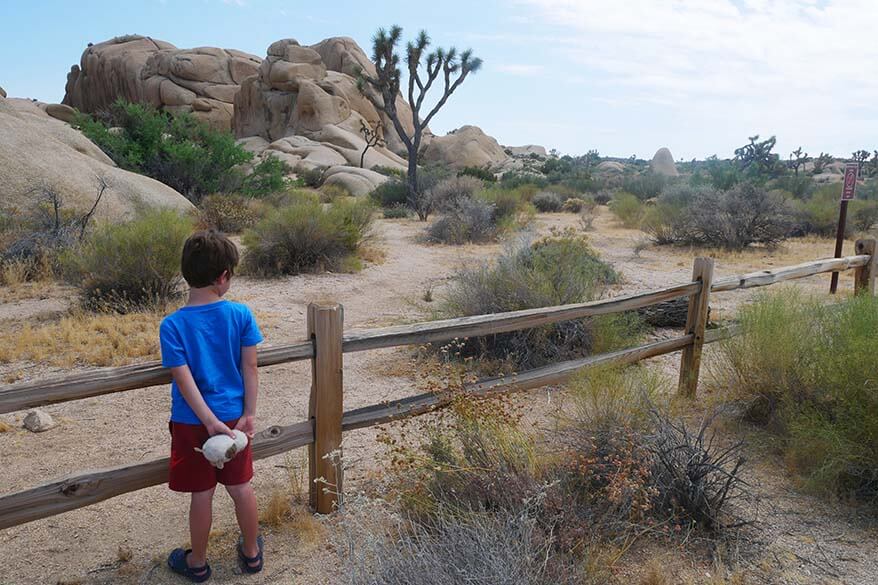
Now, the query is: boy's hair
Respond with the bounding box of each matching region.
[181,230,239,288]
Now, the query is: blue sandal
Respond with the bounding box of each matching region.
[167,548,212,583]
[237,534,264,574]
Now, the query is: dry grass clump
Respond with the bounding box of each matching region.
[0,310,162,367]
[363,364,751,584]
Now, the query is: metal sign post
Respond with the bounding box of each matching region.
[830,163,860,293]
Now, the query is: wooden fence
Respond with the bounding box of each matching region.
[0,238,875,529]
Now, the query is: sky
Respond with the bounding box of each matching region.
[1,0,876,160]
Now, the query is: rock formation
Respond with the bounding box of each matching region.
[232,38,407,173]
[650,147,679,176]
[505,145,547,158]
[0,95,193,219]
[596,161,626,174]
[421,126,509,170]
[63,35,260,131]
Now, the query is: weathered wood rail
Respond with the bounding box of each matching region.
[0,240,875,529]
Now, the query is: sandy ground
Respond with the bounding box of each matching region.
[0,208,874,584]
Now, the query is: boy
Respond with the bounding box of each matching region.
[159,230,264,582]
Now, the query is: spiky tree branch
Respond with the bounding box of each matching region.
[359,120,384,169]
[358,26,482,220]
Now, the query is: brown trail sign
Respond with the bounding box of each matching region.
[830,163,860,293]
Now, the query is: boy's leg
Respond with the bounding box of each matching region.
[188,486,216,569]
[226,482,260,564]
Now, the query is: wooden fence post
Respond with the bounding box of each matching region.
[677,257,714,398]
[854,238,877,295]
[307,303,344,514]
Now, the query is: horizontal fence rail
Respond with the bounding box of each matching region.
[0,333,699,530]
[711,255,870,292]
[1,244,874,529]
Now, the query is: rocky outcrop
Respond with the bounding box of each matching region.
[0,96,193,220]
[63,35,260,131]
[650,147,678,176]
[505,145,547,158]
[232,38,407,173]
[596,161,626,174]
[323,166,389,197]
[422,126,509,170]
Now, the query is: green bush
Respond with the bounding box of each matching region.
[609,192,645,228]
[458,166,496,182]
[240,156,290,197]
[64,209,192,311]
[429,176,484,212]
[75,100,281,202]
[477,186,533,228]
[199,194,257,234]
[442,230,634,368]
[853,201,878,231]
[532,191,564,212]
[241,198,374,277]
[561,197,593,214]
[621,172,667,200]
[371,179,409,208]
[712,291,878,499]
[371,165,405,178]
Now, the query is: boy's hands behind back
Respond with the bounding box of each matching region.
[235,414,256,438]
[206,419,236,438]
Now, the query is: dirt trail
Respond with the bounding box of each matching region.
[0,209,874,584]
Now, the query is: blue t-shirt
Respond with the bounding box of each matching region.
[159,300,264,424]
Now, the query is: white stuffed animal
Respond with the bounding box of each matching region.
[195,430,249,469]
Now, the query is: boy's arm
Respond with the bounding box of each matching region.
[170,365,235,438]
[235,345,259,438]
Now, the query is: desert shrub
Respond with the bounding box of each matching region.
[477,186,534,228]
[458,166,496,182]
[498,172,548,190]
[370,179,409,207]
[241,198,373,276]
[592,189,613,205]
[342,504,578,585]
[383,205,411,219]
[75,100,278,202]
[532,191,564,212]
[199,194,257,233]
[561,197,593,214]
[852,201,878,231]
[564,367,750,532]
[318,183,352,202]
[772,173,814,200]
[429,175,484,212]
[609,192,645,228]
[239,156,290,197]
[63,209,192,311]
[425,198,498,245]
[621,172,667,200]
[442,230,634,368]
[712,291,878,499]
[300,166,326,188]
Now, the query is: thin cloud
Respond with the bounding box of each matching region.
[494,64,545,76]
[516,0,878,155]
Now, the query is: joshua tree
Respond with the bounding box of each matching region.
[734,135,781,177]
[812,152,833,174]
[851,149,870,174]
[358,26,482,220]
[358,120,384,169]
[788,147,808,175]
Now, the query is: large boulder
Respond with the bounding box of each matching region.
[0,97,193,220]
[650,147,678,176]
[63,35,260,131]
[323,166,389,197]
[421,126,509,170]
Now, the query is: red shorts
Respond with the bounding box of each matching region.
[168,419,254,492]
